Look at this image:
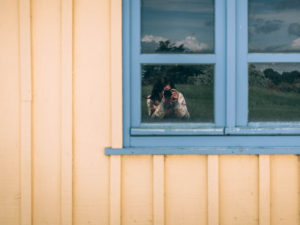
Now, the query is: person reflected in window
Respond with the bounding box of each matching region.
[147,77,190,119]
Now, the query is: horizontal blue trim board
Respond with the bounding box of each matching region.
[105,147,300,155]
[139,54,216,64]
[248,54,300,63]
[130,136,300,147]
[131,127,224,136]
[225,127,300,135]
[249,122,300,127]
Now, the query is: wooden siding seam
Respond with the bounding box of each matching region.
[153,155,165,225]
[208,155,219,225]
[20,0,32,224]
[259,155,270,225]
[61,0,73,225]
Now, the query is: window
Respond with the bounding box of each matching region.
[117,0,300,153]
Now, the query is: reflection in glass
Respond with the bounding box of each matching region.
[142,64,214,122]
[249,0,300,53]
[249,63,300,121]
[141,0,214,54]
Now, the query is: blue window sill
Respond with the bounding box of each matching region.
[105,147,300,155]
[131,126,300,136]
[131,127,224,136]
[225,127,300,136]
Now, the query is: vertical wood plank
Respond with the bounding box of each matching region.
[165,156,207,225]
[110,156,121,225]
[110,0,123,148]
[271,155,299,225]
[31,0,62,223]
[153,155,165,225]
[208,155,219,225]
[19,0,32,224]
[219,156,258,225]
[259,155,270,225]
[61,0,73,224]
[73,0,110,223]
[121,156,153,225]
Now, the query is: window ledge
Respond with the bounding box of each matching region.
[105,146,300,155]
[225,127,300,136]
[131,127,224,136]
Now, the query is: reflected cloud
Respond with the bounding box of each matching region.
[291,38,300,50]
[175,36,208,51]
[142,35,167,43]
[141,35,209,53]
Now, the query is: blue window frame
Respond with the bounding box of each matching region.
[106,0,300,155]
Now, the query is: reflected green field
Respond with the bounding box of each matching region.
[249,87,300,121]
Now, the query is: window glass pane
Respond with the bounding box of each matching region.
[249,63,300,121]
[141,0,214,54]
[141,64,214,122]
[248,0,300,53]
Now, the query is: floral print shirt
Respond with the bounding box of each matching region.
[147,92,190,119]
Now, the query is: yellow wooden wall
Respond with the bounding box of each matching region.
[0,0,299,225]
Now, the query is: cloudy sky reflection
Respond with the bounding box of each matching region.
[249,0,300,52]
[141,0,214,53]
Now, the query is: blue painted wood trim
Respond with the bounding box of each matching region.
[225,0,237,127]
[236,0,248,126]
[130,136,300,147]
[214,0,226,126]
[105,147,300,155]
[248,54,300,63]
[131,0,142,127]
[225,127,300,135]
[123,0,131,147]
[139,55,216,64]
[131,127,224,136]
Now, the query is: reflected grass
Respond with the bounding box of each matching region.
[249,87,300,121]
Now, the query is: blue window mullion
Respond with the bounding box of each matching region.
[236,0,248,126]
[214,0,226,126]
[226,0,237,128]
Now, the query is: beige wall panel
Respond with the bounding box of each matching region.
[220,156,258,225]
[73,0,110,224]
[0,0,20,224]
[165,155,208,225]
[121,156,153,225]
[270,155,299,225]
[31,0,61,224]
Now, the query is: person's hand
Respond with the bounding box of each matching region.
[171,89,178,101]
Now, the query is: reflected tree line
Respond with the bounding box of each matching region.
[249,64,300,93]
[142,64,214,86]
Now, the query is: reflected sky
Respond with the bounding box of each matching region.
[249,0,300,52]
[141,0,214,53]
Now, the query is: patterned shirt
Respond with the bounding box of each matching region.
[147,92,190,119]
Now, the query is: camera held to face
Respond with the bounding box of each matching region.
[163,88,174,99]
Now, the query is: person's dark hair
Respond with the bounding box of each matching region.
[149,76,176,102]
[161,76,176,89]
